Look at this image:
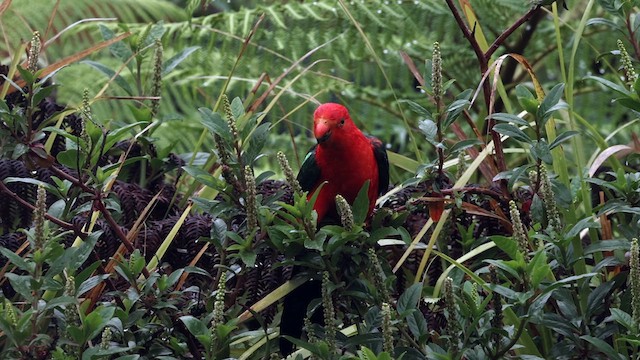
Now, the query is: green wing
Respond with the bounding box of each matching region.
[296,145,321,192]
[368,136,389,195]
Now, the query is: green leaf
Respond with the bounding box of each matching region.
[397,283,422,317]
[580,335,625,360]
[449,139,481,154]
[549,130,579,150]
[488,112,530,127]
[183,165,226,190]
[515,84,538,114]
[537,83,565,120]
[243,122,271,164]
[84,305,116,341]
[527,248,551,288]
[4,273,34,301]
[139,22,166,49]
[586,75,630,96]
[99,24,133,67]
[162,46,200,75]
[0,247,34,272]
[199,107,231,142]
[399,99,431,118]
[565,217,601,239]
[584,239,630,255]
[493,123,532,143]
[57,149,87,170]
[179,315,210,347]
[443,98,471,128]
[231,97,245,120]
[82,60,134,95]
[530,140,552,164]
[78,274,110,296]
[418,119,437,145]
[304,231,326,251]
[586,281,615,319]
[352,181,371,224]
[490,236,519,260]
[407,309,429,340]
[610,308,636,332]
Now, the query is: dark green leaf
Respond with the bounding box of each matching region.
[549,130,579,150]
[199,107,231,142]
[179,315,210,345]
[4,273,34,301]
[407,310,429,340]
[0,247,33,272]
[580,335,625,360]
[584,239,630,255]
[399,99,431,118]
[493,123,532,143]
[56,149,87,170]
[78,274,110,296]
[139,22,166,49]
[609,308,635,332]
[537,83,565,121]
[397,283,422,317]
[183,166,226,190]
[488,112,530,127]
[449,139,481,154]
[586,75,630,96]
[352,181,371,224]
[515,84,538,114]
[530,140,552,164]
[443,98,470,128]
[586,281,615,319]
[565,217,601,239]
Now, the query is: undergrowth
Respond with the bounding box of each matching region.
[1,1,640,359]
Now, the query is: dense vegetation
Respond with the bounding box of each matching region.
[1,0,640,359]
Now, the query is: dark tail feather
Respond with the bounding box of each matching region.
[279,278,321,355]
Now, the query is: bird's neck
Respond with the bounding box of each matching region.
[318,127,367,153]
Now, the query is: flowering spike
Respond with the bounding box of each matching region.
[539,165,562,235]
[381,302,394,353]
[28,31,41,73]
[618,39,638,85]
[222,94,239,142]
[33,184,46,250]
[277,151,302,195]
[432,42,443,105]
[322,271,337,354]
[368,248,391,303]
[443,277,458,349]
[150,40,163,117]
[335,194,354,231]
[509,200,530,261]
[631,238,640,326]
[244,166,258,232]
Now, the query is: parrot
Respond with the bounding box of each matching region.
[279,102,390,355]
[297,102,390,222]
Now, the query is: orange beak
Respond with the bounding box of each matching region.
[314,118,332,144]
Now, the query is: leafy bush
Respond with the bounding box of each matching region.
[1,0,640,359]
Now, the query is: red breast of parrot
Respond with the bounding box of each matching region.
[296,103,389,222]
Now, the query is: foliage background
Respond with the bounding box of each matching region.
[2,0,629,177]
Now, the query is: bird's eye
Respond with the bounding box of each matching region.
[339,119,345,127]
